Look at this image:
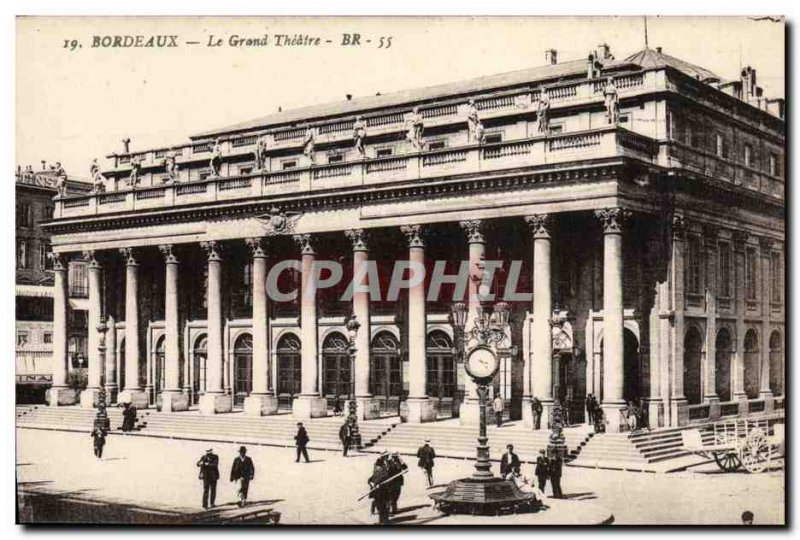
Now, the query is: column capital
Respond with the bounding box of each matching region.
[345,229,369,252]
[758,236,776,253]
[82,250,102,269]
[732,230,749,251]
[200,241,224,262]
[670,214,686,240]
[48,252,68,271]
[703,223,719,242]
[293,233,315,256]
[524,214,552,239]
[459,220,485,244]
[245,237,268,259]
[400,224,426,248]
[119,247,139,267]
[158,244,179,264]
[595,207,632,234]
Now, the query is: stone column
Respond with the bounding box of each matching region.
[80,250,103,408]
[292,234,327,418]
[525,214,554,429]
[522,312,533,426]
[105,315,117,403]
[668,215,688,426]
[731,231,748,413]
[244,238,278,416]
[646,228,666,429]
[401,225,437,423]
[758,237,774,410]
[458,220,485,426]
[159,245,189,412]
[594,207,631,432]
[198,241,232,414]
[703,226,720,418]
[48,253,77,406]
[118,248,148,408]
[346,229,377,420]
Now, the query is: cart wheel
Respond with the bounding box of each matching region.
[713,451,742,472]
[740,429,770,473]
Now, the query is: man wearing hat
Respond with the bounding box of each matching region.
[196,448,220,509]
[416,439,436,487]
[294,422,310,463]
[534,449,550,493]
[230,446,256,507]
[500,444,521,478]
[386,452,408,514]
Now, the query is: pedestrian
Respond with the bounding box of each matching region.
[625,401,638,437]
[333,395,343,416]
[121,402,137,432]
[549,453,564,498]
[500,444,521,478]
[368,454,392,524]
[229,446,255,507]
[386,452,408,514]
[196,448,220,509]
[532,397,543,430]
[294,422,310,463]
[534,449,550,493]
[339,419,353,457]
[585,394,596,426]
[416,439,436,487]
[90,426,106,459]
[493,394,504,427]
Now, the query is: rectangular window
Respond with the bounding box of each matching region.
[745,247,758,300]
[686,236,703,295]
[238,167,253,175]
[376,147,394,158]
[715,134,725,157]
[718,242,732,298]
[770,251,782,303]
[16,203,31,227]
[769,153,780,177]
[17,331,28,347]
[548,125,563,135]
[684,122,693,146]
[327,153,344,164]
[43,333,53,344]
[619,114,629,124]
[744,143,753,167]
[281,160,297,170]
[45,206,54,220]
[68,263,89,298]
[427,140,447,151]
[38,243,47,270]
[484,133,503,144]
[17,241,27,269]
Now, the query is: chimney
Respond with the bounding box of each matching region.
[655,46,662,54]
[545,49,558,65]
[587,53,596,79]
[346,94,353,101]
[597,43,613,60]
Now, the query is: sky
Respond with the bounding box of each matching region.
[15,16,784,179]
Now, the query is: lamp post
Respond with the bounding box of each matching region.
[430,300,534,515]
[93,319,110,433]
[346,314,362,449]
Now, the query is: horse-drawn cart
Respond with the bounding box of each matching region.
[681,418,784,473]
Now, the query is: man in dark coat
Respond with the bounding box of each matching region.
[295,422,310,463]
[339,420,353,457]
[499,444,521,478]
[534,449,550,493]
[386,453,408,514]
[548,454,564,498]
[230,446,255,507]
[416,439,436,487]
[585,394,596,426]
[197,448,220,509]
[90,426,106,459]
[368,455,392,524]
[532,397,543,430]
[121,402,137,432]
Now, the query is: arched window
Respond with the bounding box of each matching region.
[233,333,253,406]
[743,329,760,399]
[426,331,455,399]
[277,333,302,408]
[769,331,783,397]
[370,332,402,399]
[715,329,733,402]
[154,335,166,393]
[683,327,703,405]
[323,332,351,406]
[192,335,207,404]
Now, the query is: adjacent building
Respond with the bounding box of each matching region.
[42,46,784,430]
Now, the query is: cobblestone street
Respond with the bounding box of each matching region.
[16,428,784,525]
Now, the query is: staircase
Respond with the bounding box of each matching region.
[16,405,397,452]
[366,420,593,463]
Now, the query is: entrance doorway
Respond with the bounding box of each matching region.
[683,327,703,405]
[233,333,253,407]
[715,329,733,402]
[192,335,207,405]
[370,331,402,416]
[276,333,301,410]
[323,332,351,410]
[425,331,456,417]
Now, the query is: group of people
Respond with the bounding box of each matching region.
[501,444,565,501]
[623,398,648,435]
[585,393,605,432]
[120,402,138,432]
[196,445,255,509]
[367,452,408,523]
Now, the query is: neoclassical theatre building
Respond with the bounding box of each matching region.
[43,46,785,431]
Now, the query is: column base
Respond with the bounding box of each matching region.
[669,398,689,427]
[292,395,327,419]
[600,401,627,433]
[198,393,233,415]
[104,385,119,405]
[521,397,533,428]
[458,400,492,426]
[47,386,78,406]
[244,394,279,416]
[734,393,749,416]
[118,389,149,409]
[646,398,664,428]
[759,391,775,414]
[706,396,721,420]
[80,388,101,408]
[161,390,190,412]
[401,397,438,423]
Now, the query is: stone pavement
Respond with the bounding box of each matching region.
[16,428,784,525]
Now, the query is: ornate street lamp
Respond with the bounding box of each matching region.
[93,319,110,434]
[346,314,362,449]
[430,302,534,515]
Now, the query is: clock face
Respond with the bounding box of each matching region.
[465,346,499,381]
